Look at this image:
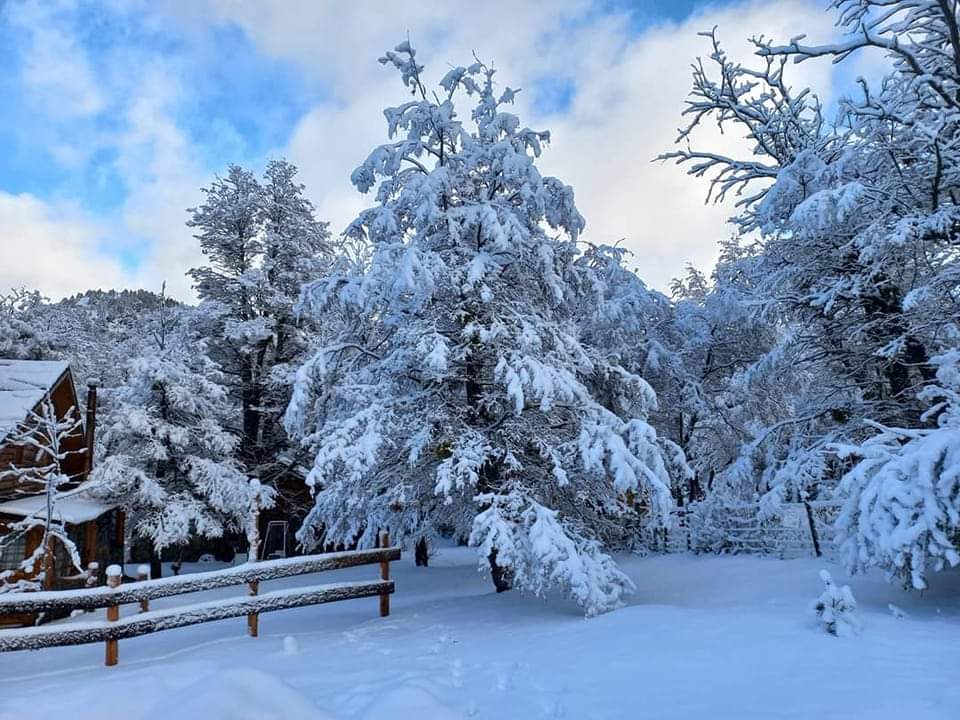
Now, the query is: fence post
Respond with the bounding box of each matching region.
[378,531,390,618]
[247,580,259,637]
[803,502,822,558]
[105,564,122,667]
[137,564,150,613]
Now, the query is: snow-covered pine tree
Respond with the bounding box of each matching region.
[286,42,677,616]
[811,569,861,637]
[573,244,695,510]
[188,160,331,480]
[256,159,333,470]
[0,395,84,593]
[188,165,265,462]
[90,302,272,572]
[0,289,52,361]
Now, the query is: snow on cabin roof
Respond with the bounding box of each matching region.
[0,359,71,440]
[0,482,115,524]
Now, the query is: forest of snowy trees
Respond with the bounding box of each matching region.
[2,0,958,616]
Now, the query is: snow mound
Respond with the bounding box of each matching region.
[146,668,333,720]
[361,686,468,720]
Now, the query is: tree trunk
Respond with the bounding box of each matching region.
[241,354,259,459]
[247,506,261,563]
[488,549,513,593]
[463,307,513,594]
[149,548,162,580]
[42,534,55,591]
[414,538,429,567]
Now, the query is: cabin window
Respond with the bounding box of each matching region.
[0,534,28,571]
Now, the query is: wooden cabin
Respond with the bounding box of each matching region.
[255,456,313,560]
[0,359,122,606]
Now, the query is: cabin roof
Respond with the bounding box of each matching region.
[0,359,71,440]
[0,481,114,524]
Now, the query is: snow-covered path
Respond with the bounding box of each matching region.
[1,549,958,719]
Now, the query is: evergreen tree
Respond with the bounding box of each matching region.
[286,42,678,615]
[188,160,331,481]
[90,303,271,572]
[188,165,266,462]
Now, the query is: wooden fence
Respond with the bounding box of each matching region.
[641,502,843,560]
[0,532,400,666]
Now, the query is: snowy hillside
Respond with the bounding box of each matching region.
[1,547,957,720]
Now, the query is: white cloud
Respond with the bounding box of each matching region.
[4,0,865,298]
[539,1,841,288]
[4,3,208,301]
[7,0,106,117]
[111,63,208,300]
[206,0,844,290]
[0,192,131,298]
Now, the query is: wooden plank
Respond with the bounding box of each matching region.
[247,580,259,637]
[104,565,121,666]
[379,531,390,618]
[0,579,394,652]
[0,547,401,614]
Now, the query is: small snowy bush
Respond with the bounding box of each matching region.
[811,570,861,637]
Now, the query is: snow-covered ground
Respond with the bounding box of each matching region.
[1,548,958,720]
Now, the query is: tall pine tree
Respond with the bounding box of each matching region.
[286,42,678,616]
[188,160,331,482]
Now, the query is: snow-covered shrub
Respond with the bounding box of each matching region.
[888,603,907,620]
[811,570,860,637]
[686,496,738,554]
[835,351,960,589]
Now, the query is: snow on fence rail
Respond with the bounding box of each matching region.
[0,532,400,666]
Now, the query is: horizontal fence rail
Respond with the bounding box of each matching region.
[0,580,393,652]
[0,531,400,666]
[0,547,401,613]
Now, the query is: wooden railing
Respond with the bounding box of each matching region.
[0,532,399,666]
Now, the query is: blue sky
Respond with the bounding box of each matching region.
[2,3,316,213]
[0,0,857,299]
